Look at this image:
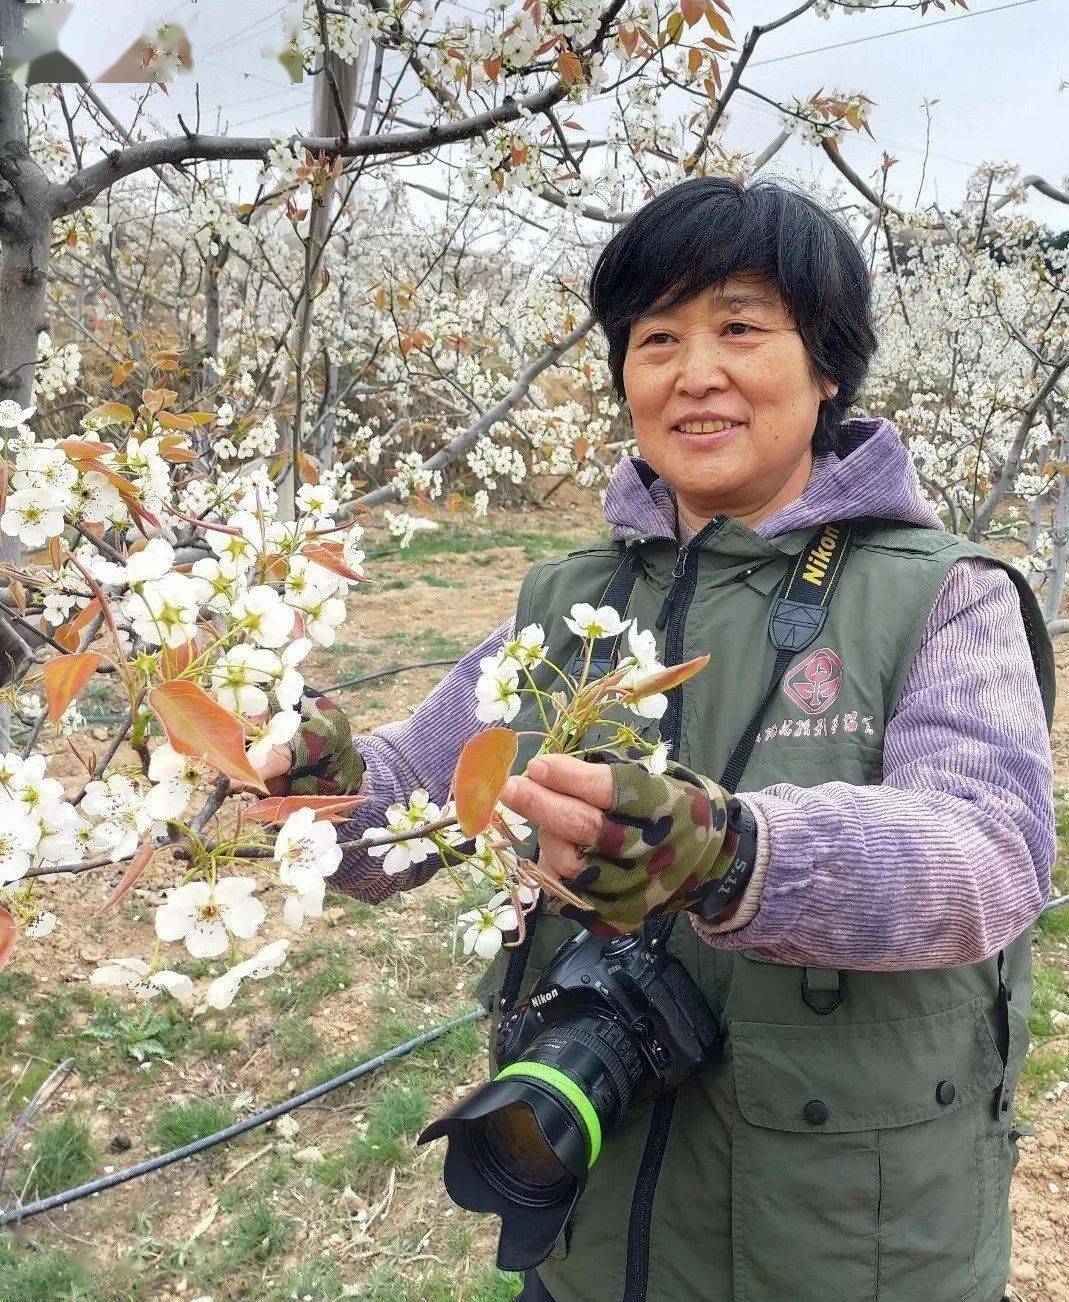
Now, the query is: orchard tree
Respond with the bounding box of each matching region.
[0,0,1064,1000]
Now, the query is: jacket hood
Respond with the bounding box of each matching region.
[602,416,943,543]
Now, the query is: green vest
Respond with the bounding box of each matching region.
[474,514,1055,1302]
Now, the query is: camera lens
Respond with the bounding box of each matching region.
[476,1104,575,1203]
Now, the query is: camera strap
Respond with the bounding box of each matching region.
[498,521,857,1010]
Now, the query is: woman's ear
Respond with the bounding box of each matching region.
[819,378,839,401]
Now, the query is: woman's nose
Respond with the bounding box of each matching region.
[674,336,731,395]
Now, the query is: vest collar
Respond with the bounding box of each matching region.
[613,458,840,561]
[621,516,831,562]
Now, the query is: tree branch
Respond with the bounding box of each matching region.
[350,313,595,510]
[50,89,572,219]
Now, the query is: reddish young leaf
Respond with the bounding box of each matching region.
[158,432,197,462]
[149,681,267,791]
[297,450,320,485]
[81,403,133,429]
[301,541,364,582]
[160,639,196,680]
[244,794,366,824]
[557,49,583,87]
[94,842,155,916]
[140,387,178,414]
[0,906,13,971]
[156,409,195,432]
[43,652,105,723]
[58,434,115,460]
[621,654,710,702]
[55,598,103,653]
[453,727,518,836]
[80,457,158,522]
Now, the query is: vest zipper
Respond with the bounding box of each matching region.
[622,513,727,1302]
[655,515,728,760]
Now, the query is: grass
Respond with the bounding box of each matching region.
[266,1254,346,1299]
[313,1078,429,1191]
[150,1099,234,1150]
[1020,1040,1068,1093]
[81,1000,183,1068]
[1015,788,1069,1119]
[378,628,474,661]
[0,1241,96,1302]
[1028,964,1068,1039]
[267,938,354,1015]
[21,1114,98,1199]
[384,523,596,564]
[224,1198,297,1265]
[357,1262,521,1301]
[274,1011,322,1061]
[0,970,35,999]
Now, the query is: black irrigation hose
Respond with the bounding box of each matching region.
[4,892,1069,1229]
[2,881,1067,1227]
[0,1006,487,1229]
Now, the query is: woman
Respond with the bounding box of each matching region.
[265,177,1056,1302]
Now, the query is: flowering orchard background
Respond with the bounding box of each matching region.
[0,0,1066,1296]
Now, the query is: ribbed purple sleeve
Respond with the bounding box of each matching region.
[331,616,514,901]
[692,557,1056,970]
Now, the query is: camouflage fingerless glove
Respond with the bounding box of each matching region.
[544,750,757,939]
[266,691,367,797]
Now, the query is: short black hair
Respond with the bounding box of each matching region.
[588,176,878,457]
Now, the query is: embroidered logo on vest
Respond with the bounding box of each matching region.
[783,646,843,715]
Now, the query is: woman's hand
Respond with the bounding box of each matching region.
[228,725,292,794]
[253,744,293,784]
[499,754,614,884]
[500,750,743,937]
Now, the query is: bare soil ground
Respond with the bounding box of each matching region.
[0,486,1066,1300]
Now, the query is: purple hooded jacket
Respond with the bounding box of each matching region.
[333,417,1056,972]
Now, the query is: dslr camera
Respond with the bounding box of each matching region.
[417,924,721,1271]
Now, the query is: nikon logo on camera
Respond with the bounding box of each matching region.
[530,989,560,1009]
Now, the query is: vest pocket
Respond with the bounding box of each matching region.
[729,999,1004,1302]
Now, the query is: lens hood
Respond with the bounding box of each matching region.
[418,1075,588,1270]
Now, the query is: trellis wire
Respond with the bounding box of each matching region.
[14,658,463,730]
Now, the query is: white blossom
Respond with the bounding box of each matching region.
[90,958,195,1007]
[366,789,441,876]
[564,603,631,640]
[203,938,289,1011]
[155,877,266,958]
[474,654,521,724]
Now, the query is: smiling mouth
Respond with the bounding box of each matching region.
[671,420,745,438]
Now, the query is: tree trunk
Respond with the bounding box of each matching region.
[1043,413,1069,622]
[0,90,51,411]
[0,70,54,738]
[1028,487,1053,552]
[972,357,1069,539]
[275,6,367,518]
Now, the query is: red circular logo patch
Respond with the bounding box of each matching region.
[783,647,843,716]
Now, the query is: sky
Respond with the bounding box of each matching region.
[41,0,1069,232]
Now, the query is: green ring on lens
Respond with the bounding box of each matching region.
[493,1062,602,1168]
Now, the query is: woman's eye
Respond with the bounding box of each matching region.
[726,322,754,336]
[643,332,673,345]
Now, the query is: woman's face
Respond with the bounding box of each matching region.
[621,273,837,532]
